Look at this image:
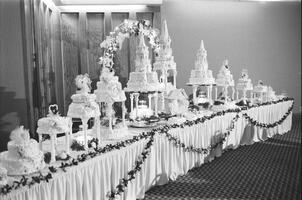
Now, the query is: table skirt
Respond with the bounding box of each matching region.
[1,100,293,200]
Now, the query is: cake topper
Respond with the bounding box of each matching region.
[10,126,30,144]
[223,59,229,69]
[75,74,92,94]
[48,104,59,116]
[241,69,248,78]
[258,80,264,85]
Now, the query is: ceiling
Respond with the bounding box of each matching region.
[52,0,163,6]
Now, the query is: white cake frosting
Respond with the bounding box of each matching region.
[266,86,277,101]
[37,104,70,134]
[0,126,45,175]
[0,166,7,185]
[67,74,100,119]
[253,80,268,93]
[125,34,164,92]
[188,40,215,85]
[95,67,126,103]
[153,20,177,93]
[216,60,235,87]
[236,69,253,91]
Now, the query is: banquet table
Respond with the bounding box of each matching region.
[0,99,293,200]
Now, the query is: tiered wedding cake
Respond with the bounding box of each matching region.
[153,20,177,93]
[216,60,235,87]
[95,67,126,103]
[188,40,215,85]
[94,67,128,139]
[236,69,253,91]
[67,74,100,119]
[124,34,164,92]
[0,126,45,175]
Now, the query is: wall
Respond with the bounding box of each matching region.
[161,0,301,113]
[0,0,29,151]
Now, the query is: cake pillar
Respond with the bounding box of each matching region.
[154,92,158,116]
[224,86,228,100]
[209,85,213,101]
[108,102,113,132]
[206,86,210,99]
[236,91,239,100]
[161,92,165,111]
[130,93,134,113]
[82,118,89,149]
[50,134,56,163]
[193,85,198,105]
[134,93,139,118]
[232,87,235,100]
[243,89,247,103]
[94,116,101,141]
[38,134,43,151]
[148,93,152,109]
[122,101,126,127]
[215,86,218,100]
[173,71,177,87]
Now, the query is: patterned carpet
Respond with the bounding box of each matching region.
[143,114,301,200]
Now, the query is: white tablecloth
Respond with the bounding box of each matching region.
[1,100,293,200]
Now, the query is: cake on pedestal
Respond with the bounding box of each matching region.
[187,40,215,106]
[125,33,164,127]
[153,20,177,112]
[0,126,45,175]
[236,69,253,105]
[212,60,237,111]
[253,80,268,103]
[37,104,72,163]
[215,59,235,100]
[67,74,100,149]
[94,67,128,139]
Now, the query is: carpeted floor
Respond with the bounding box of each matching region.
[143,114,301,200]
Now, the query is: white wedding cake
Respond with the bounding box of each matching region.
[0,166,7,185]
[236,69,253,91]
[124,34,164,92]
[95,67,126,103]
[153,20,177,93]
[253,80,268,93]
[37,104,70,134]
[67,74,100,119]
[0,126,45,175]
[188,40,215,85]
[216,60,235,87]
[266,86,277,101]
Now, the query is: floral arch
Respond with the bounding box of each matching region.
[98,19,160,71]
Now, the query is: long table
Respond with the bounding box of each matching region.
[0,100,293,200]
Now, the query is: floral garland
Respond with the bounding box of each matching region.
[106,130,156,200]
[0,98,293,196]
[163,114,240,154]
[99,19,160,70]
[242,101,294,128]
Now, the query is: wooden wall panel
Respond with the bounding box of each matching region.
[86,13,105,81]
[111,13,129,87]
[32,6,161,115]
[61,13,79,113]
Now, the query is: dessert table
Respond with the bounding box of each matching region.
[0,99,293,200]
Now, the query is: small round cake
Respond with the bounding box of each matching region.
[37,104,71,134]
